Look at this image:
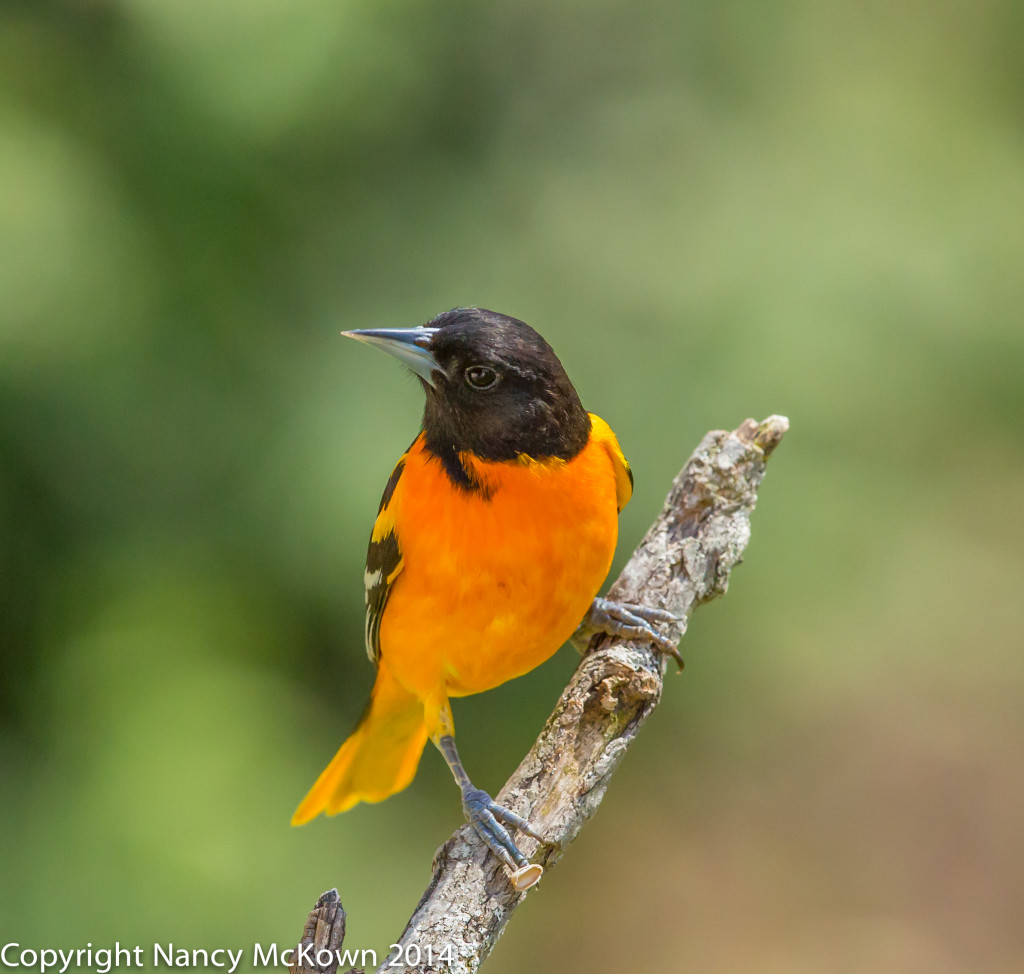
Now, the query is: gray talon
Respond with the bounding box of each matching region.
[573,597,685,671]
[437,733,547,888]
[487,800,547,844]
[463,787,543,871]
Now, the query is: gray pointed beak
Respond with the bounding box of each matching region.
[341,326,441,388]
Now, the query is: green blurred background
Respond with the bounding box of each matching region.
[2,1,1022,971]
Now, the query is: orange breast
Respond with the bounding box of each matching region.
[378,422,623,699]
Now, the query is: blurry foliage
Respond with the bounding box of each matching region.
[2,0,1023,970]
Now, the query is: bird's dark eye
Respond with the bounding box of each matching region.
[465,365,499,390]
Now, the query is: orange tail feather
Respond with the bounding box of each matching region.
[291,660,428,825]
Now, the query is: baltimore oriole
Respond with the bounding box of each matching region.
[292,308,680,890]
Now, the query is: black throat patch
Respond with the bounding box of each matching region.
[421,438,494,497]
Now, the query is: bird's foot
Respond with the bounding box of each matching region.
[462,788,547,891]
[572,597,685,671]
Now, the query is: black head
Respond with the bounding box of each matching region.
[344,308,591,481]
[420,308,590,463]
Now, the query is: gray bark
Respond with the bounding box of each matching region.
[292,414,788,974]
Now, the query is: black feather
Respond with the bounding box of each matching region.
[416,308,591,489]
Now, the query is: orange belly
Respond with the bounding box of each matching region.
[378,434,620,699]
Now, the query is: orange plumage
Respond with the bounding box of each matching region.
[291,413,631,823]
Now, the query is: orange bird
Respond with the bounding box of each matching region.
[292,308,679,889]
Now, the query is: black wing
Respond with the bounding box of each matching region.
[362,450,409,664]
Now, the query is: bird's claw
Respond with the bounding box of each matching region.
[573,597,685,671]
[462,788,546,890]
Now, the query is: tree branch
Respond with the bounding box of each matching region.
[290,889,351,974]
[293,414,788,974]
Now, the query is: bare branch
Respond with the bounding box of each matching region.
[295,414,788,974]
[291,889,353,974]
